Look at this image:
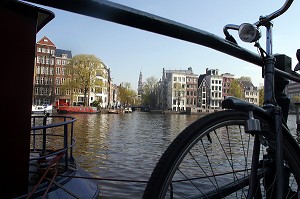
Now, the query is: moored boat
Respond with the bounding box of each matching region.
[57,106,99,114]
[124,107,133,113]
[108,109,122,114]
[32,104,53,114]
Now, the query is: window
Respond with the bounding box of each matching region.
[56,77,61,85]
[36,56,40,63]
[56,59,61,65]
[55,87,60,95]
[35,77,40,84]
[174,77,177,81]
[41,67,45,74]
[56,67,61,75]
[36,66,40,74]
[61,78,66,85]
[182,77,185,82]
[173,99,176,105]
[44,88,49,95]
[40,77,44,85]
[50,68,54,75]
[37,47,41,52]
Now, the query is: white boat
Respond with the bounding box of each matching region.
[32,104,53,114]
[124,107,133,113]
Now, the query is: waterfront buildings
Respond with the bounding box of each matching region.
[33,36,112,107]
[222,73,235,98]
[33,37,263,111]
[161,67,198,112]
[160,67,260,113]
[34,36,70,106]
[240,80,259,106]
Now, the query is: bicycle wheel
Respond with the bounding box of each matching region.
[143,110,300,199]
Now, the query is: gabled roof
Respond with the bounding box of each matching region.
[198,74,206,87]
[240,81,253,88]
[55,49,72,59]
[37,36,56,47]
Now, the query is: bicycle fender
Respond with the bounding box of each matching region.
[222,96,269,116]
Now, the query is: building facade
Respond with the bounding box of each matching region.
[240,81,259,105]
[286,81,300,100]
[222,73,235,98]
[33,36,112,107]
[160,67,198,112]
[34,36,72,106]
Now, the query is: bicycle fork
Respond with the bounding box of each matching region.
[245,107,287,199]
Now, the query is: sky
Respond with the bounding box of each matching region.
[24,0,300,91]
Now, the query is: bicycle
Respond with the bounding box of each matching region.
[143,0,300,198]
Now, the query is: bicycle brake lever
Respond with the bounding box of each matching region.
[294,63,300,71]
[293,49,300,71]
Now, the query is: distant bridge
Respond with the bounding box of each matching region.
[131,106,150,112]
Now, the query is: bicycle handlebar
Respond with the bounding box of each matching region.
[255,0,294,26]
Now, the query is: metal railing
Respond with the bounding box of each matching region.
[30,114,77,171]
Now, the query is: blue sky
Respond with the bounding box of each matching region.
[30,0,300,91]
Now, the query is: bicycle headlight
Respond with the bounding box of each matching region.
[238,23,261,43]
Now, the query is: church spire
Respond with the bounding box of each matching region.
[138,71,143,95]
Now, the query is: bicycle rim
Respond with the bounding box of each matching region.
[143,110,300,199]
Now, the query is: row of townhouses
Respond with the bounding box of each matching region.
[155,67,260,113]
[33,36,119,108]
[39,36,300,112]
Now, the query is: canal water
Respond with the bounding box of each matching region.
[58,111,299,198]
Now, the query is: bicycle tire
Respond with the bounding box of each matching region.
[143,110,300,199]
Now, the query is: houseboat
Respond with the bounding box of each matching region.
[0,1,99,198]
[57,106,99,114]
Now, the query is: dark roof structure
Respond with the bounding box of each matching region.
[55,49,72,58]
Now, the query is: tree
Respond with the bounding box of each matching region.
[228,79,243,99]
[142,76,158,108]
[65,54,103,106]
[118,82,136,107]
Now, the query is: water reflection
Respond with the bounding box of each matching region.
[63,112,201,198]
[54,112,298,198]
